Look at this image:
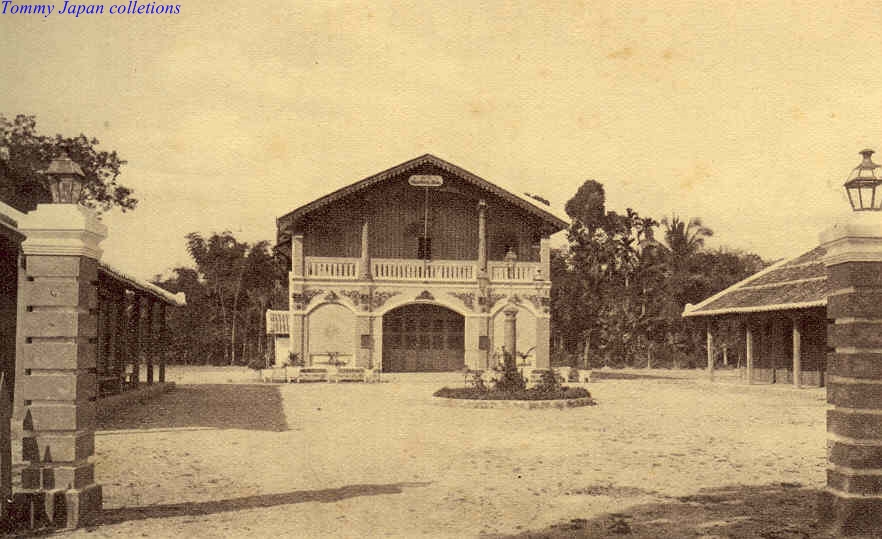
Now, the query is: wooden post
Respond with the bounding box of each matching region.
[158,302,167,383]
[359,220,371,280]
[706,321,715,380]
[291,233,305,279]
[477,200,487,276]
[146,299,155,385]
[745,321,754,385]
[130,295,141,386]
[792,315,802,388]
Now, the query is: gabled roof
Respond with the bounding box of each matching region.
[682,245,830,317]
[276,154,570,237]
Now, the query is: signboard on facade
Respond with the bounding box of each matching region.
[408,174,444,187]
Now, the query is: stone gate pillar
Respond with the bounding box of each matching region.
[503,307,517,359]
[464,315,489,370]
[14,201,105,528]
[819,213,882,535]
[534,315,550,369]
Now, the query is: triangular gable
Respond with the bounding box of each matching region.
[277,154,570,239]
[682,245,829,317]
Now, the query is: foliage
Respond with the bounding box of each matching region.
[0,114,134,212]
[552,180,767,369]
[537,369,563,393]
[494,350,526,392]
[154,231,288,366]
[433,386,590,401]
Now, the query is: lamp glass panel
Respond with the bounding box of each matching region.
[861,186,876,210]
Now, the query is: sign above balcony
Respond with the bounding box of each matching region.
[408,174,444,187]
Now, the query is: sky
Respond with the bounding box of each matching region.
[3,0,882,280]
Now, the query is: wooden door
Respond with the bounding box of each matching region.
[382,304,464,371]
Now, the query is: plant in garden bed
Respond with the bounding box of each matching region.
[437,351,592,401]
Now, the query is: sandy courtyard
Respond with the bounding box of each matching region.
[59,368,828,538]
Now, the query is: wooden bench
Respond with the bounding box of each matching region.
[296,367,329,383]
[331,367,366,383]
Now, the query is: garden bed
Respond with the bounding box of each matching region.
[432,386,595,409]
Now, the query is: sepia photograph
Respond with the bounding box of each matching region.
[2,1,882,537]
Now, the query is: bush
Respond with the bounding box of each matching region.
[494,350,526,393]
[434,386,591,401]
[537,368,562,393]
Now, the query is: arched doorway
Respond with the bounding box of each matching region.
[382,304,464,372]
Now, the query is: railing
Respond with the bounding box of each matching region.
[300,256,543,283]
[372,258,476,281]
[266,310,289,334]
[306,257,359,279]
[488,261,542,282]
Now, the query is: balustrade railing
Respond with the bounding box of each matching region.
[306,257,359,279]
[266,310,289,334]
[488,261,542,282]
[372,258,476,281]
[300,256,543,283]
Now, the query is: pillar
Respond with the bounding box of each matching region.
[464,315,489,370]
[128,295,140,386]
[14,202,104,528]
[818,213,882,535]
[503,307,517,360]
[477,200,488,279]
[359,221,372,281]
[706,321,715,380]
[354,315,373,368]
[745,321,754,385]
[792,316,802,389]
[539,235,551,281]
[288,312,305,367]
[291,233,304,279]
[145,299,155,385]
[158,303,167,383]
[534,315,550,369]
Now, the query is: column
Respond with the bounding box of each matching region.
[288,312,305,367]
[745,321,754,385]
[539,235,551,281]
[464,315,489,370]
[128,294,140,386]
[14,202,104,528]
[534,315,550,369]
[818,214,882,535]
[706,321,715,380]
[291,233,305,279]
[477,200,487,278]
[503,307,518,360]
[145,299,155,385]
[354,316,373,368]
[158,303,167,383]
[359,221,372,281]
[792,316,802,389]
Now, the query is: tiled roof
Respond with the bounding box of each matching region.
[683,246,830,317]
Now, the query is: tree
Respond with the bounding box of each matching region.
[0,114,134,212]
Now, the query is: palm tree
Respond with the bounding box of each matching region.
[660,215,713,265]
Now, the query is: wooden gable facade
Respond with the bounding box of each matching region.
[268,154,568,374]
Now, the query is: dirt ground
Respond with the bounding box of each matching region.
[58,367,830,538]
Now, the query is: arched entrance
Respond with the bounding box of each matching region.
[382,304,464,372]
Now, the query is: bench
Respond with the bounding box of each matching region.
[296,367,329,383]
[331,367,366,383]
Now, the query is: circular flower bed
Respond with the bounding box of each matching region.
[433,386,590,401]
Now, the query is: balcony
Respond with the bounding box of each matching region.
[301,256,543,283]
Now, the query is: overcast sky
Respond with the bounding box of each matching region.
[3,0,882,279]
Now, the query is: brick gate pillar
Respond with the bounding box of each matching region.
[14,201,105,528]
[819,213,882,535]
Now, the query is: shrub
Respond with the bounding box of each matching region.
[494,350,526,393]
[433,386,591,401]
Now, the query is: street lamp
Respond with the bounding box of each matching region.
[45,153,85,204]
[844,149,882,211]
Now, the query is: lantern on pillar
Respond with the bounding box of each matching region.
[45,152,85,204]
[843,149,882,211]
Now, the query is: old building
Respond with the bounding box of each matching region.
[683,246,831,386]
[267,154,568,372]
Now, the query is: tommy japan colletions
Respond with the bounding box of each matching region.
[1,0,180,16]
